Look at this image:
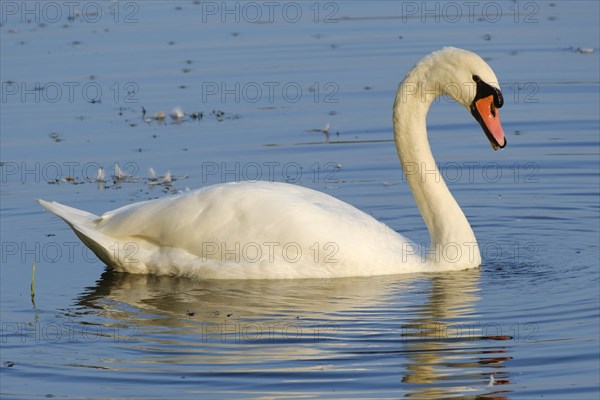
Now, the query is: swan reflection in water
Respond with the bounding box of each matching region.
[399,271,512,399]
[75,269,512,398]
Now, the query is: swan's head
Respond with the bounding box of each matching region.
[410,47,506,150]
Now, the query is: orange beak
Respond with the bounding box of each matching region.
[472,95,506,150]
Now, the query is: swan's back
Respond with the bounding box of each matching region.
[40,182,419,279]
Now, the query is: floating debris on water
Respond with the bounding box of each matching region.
[46,163,187,193]
[566,46,595,54]
[160,171,172,185]
[148,167,157,181]
[95,167,106,183]
[113,163,137,183]
[137,108,238,126]
[147,168,187,186]
[113,163,127,181]
[307,122,336,136]
[170,107,184,121]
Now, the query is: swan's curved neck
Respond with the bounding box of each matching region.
[393,70,481,268]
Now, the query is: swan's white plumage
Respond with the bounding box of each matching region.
[38,47,505,279]
[39,182,425,279]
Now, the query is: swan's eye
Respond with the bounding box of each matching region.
[472,75,481,82]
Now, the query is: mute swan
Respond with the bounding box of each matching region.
[39,47,506,279]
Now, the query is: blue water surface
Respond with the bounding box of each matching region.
[1,1,599,399]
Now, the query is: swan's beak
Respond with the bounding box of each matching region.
[471,95,506,150]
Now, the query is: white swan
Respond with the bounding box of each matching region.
[38,47,506,279]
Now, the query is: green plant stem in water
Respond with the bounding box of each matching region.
[31,261,36,308]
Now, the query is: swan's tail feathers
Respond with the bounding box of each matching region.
[37,199,125,269]
[37,199,100,227]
